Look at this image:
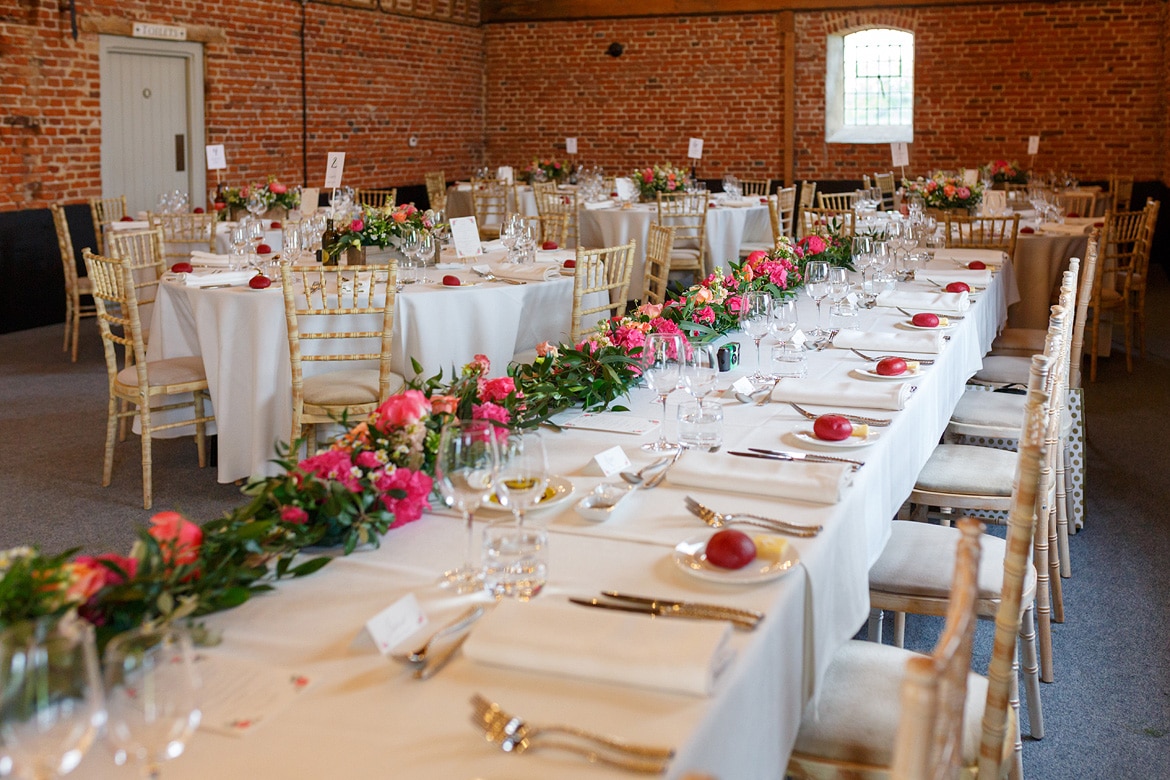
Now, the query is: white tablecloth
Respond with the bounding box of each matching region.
[83,259,1015,780]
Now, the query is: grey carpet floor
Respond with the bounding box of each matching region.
[1,270,1168,778]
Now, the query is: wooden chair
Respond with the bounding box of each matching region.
[148,211,217,267]
[1055,190,1100,218]
[569,241,636,343]
[425,172,447,212]
[817,191,857,211]
[737,178,772,197]
[655,192,707,284]
[790,357,1051,780]
[1107,174,1133,213]
[1118,198,1161,368]
[737,194,783,257]
[874,171,897,211]
[280,264,405,454]
[535,186,578,248]
[89,194,128,254]
[522,212,569,248]
[83,249,213,510]
[943,214,1020,258]
[641,225,675,305]
[799,207,855,239]
[889,518,984,780]
[776,186,797,238]
[1089,207,1148,380]
[354,188,397,209]
[470,178,509,240]
[49,203,97,362]
[796,182,817,238]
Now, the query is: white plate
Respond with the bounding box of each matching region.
[852,367,921,381]
[482,475,574,514]
[900,320,956,331]
[792,429,880,449]
[672,532,800,585]
[438,280,481,289]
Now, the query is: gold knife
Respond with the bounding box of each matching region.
[569,597,759,631]
[600,591,765,624]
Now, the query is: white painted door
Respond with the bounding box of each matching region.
[100,36,205,216]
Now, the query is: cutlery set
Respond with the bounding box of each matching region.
[473,268,526,285]
[729,447,864,470]
[569,591,763,631]
[896,305,964,320]
[848,348,935,366]
[786,401,891,427]
[684,495,822,538]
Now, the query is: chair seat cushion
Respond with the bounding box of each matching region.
[869,521,1035,602]
[303,369,405,406]
[792,640,987,768]
[77,277,95,294]
[738,241,773,256]
[970,355,1030,386]
[951,391,1026,430]
[991,327,1045,354]
[115,356,206,389]
[915,444,1016,496]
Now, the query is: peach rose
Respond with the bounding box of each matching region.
[148,511,203,567]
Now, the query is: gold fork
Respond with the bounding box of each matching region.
[787,401,892,427]
[470,694,673,773]
[683,495,821,538]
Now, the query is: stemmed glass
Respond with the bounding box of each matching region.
[738,291,772,381]
[870,241,893,293]
[228,223,249,272]
[0,618,106,780]
[435,420,500,592]
[770,297,798,345]
[851,235,873,292]
[680,342,718,399]
[412,231,435,283]
[246,191,267,221]
[103,625,201,780]
[494,431,550,527]
[399,230,421,285]
[640,332,685,453]
[826,266,850,319]
[803,261,831,337]
[431,209,451,254]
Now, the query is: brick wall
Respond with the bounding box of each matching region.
[0,1,485,212]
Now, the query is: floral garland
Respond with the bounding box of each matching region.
[794,228,855,273]
[332,203,439,252]
[634,164,690,201]
[902,174,983,211]
[223,177,300,212]
[982,159,1028,185]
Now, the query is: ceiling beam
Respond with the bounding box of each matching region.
[483,0,1025,23]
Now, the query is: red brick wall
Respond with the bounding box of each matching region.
[0,1,484,212]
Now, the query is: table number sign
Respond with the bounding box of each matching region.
[205,144,227,171]
[688,137,704,160]
[1027,135,1040,156]
[450,216,483,258]
[565,137,578,155]
[324,152,346,189]
[497,166,514,185]
[614,177,637,202]
[890,142,909,168]
[963,169,979,186]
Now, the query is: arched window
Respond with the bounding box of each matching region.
[826,28,914,143]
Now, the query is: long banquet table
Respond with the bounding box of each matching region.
[77,253,1019,779]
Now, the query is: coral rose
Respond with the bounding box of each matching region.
[372,390,431,432]
[147,511,203,567]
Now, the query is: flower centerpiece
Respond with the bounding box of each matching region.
[524,158,567,183]
[223,177,300,220]
[902,173,983,214]
[634,164,690,202]
[794,226,855,273]
[330,203,439,262]
[982,159,1028,187]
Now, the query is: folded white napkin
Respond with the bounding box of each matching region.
[480,239,505,252]
[771,378,915,411]
[108,220,150,231]
[916,268,992,287]
[876,290,970,314]
[189,251,233,267]
[1038,222,1092,236]
[486,263,558,283]
[583,200,616,210]
[831,330,946,354]
[718,198,758,208]
[456,183,472,191]
[930,248,1006,266]
[172,270,256,287]
[669,449,852,505]
[463,600,733,696]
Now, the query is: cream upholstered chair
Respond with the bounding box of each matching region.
[425,172,447,211]
[874,171,897,211]
[280,263,405,454]
[354,188,397,209]
[1107,174,1134,213]
[1088,207,1148,380]
[89,194,128,254]
[50,203,97,362]
[470,178,509,240]
[656,192,706,284]
[737,178,772,197]
[535,186,578,248]
[776,186,797,238]
[799,207,855,239]
[817,191,857,211]
[889,518,984,780]
[83,249,213,510]
[790,357,1051,780]
[569,241,636,343]
[149,211,217,267]
[641,225,675,305]
[944,214,1020,258]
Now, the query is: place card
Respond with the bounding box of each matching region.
[592,445,631,477]
[300,187,319,217]
[565,137,578,155]
[194,654,315,738]
[688,137,704,159]
[324,152,345,189]
[365,593,427,656]
[561,412,659,436]
[449,216,483,258]
[791,329,809,349]
[730,376,756,396]
[205,144,226,170]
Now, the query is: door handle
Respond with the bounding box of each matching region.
[175,134,186,172]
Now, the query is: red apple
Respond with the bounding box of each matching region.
[967,261,987,270]
[813,414,853,441]
[256,243,273,255]
[1066,212,1080,219]
[912,312,940,328]
[705,529,757,570]
[170,262,193,274]
[1020,226,1035,234]
[442,275,461,286]
[270,221,282,229]
[563,259,576,269]
[541,241,558,250]
[248,275,272,289]
[193,207,204,214]
[120,216,135,222]
[1093,222,1104,228]
[876,357,909,376]
[214,202,227,211]
[944,281,971,294]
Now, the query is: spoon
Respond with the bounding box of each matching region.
[619,457,671,487]
[391,605,483,666]
[734,384,774,405]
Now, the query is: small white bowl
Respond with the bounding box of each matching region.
[575,483,636,522]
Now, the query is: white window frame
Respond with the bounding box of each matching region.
[826,27,914,144]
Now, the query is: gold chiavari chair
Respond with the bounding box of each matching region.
[535,186,578,248]
[280,263,405,455]
[354,188,397,209]
[569,241,636,343]
[522,212,569,249]
[641,224,675,305]
[148,211,217,267]
[799,207,855,239]
[470,178,509,240]
[943,214,1020,258]
[796,181,817,239]
[1118,198,1160,368]
[425,172,447,212]
[737,178,772,197]
[89,194,127,254]
[1088,206,1148,379]
[775,186,796,238]
[50,203,97,362]
[656,192,707,284]
[1055,190,1101,218]
[83,249,213,509]
[817,191,857,211]
[1107,174,1134,213]
[874,171,897,211]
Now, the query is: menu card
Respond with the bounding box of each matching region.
[194,653,315,738]
[614,177,637,202]
[449,216,483,258]
[561,412,658,435]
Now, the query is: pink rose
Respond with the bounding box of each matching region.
[745,250,769,265]
[298,449,362,492]
[957,186,971,199]
[694,305,715,325]
[804,235,827,255]
[467,354,491,376]
[147,511,203,568]
[355,450,381,470]
[280,506,309,525]
[429,394,459,415]
[636,303,663,318]
[726,295,743,314]
[73,553,138,590]
[269,182,288,195]
[350,218,364,232]
[372,390,431,432]
[376,468,434,527]
[472,402,511,432]
[535,341,558,359]
[477,376,516,403]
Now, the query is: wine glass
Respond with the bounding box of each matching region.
[769,297,798,345]
[494,431,550,526]
[680,342,718,399]
[246,191,267,221]
[228,222,249,272]
[640,332,685,453]
[282,222,303,265]
[0,618,105,780]
[869,241,892,293]
[738,291,772,381]
[435,420,500,592]
[399,229,421,285]
[803,260,830,337]
[413,231,435,283]
[104,625,201,779]
[826,266,850,317]
[850,235,873,291]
